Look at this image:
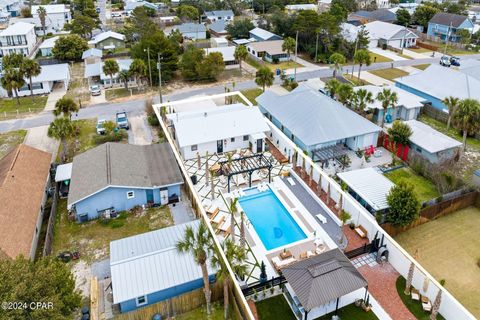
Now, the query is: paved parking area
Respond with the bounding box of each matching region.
[127,113,153,145]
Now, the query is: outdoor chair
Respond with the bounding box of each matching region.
[421,296,432,312]
[354,225,368,238]
[411,288,420,301]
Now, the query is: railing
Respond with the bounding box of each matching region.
[344,243,373,259]
[242,276,286,297]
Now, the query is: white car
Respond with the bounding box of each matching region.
[90,85,101,96]
[111,12,122,17]
[96,119,107,135]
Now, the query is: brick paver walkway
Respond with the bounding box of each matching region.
[343,225,369,251]
[359,262,416,320]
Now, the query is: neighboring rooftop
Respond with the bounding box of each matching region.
[31,63,70,83]
[68,143,184,208]
[167,104,270,148]
[351,9,396,22]
[176,22,207,33]
[364,21,418,40]
[82,48,103,59]
[0,21,35,36]
[256,85,381,147]
[404,120,462,153]
[88,31,125,45]
[204,10,233,17]
[110,220,216,304]
[429,12,470,27]
[354,85,426,110]
[208,20,227,33]
[204,46,236,62]
[282,248,368,312]
[285,4,317,10]
[249,27,281,41]
[338,168,395,211]
[39,35,59,49]
[247,40,285,55]
[31,4,69,14]
[0,145,51,259]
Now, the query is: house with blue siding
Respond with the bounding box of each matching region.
[256,84,382,159]
[395,64,480,112]
[110,220,216,313]
[67,143,184,222]
[427,13,473,43]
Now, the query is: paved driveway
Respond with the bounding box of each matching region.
[370,48,408,61]
[127,113,153,145]
[44,87,67,112]
[23,125,59,160]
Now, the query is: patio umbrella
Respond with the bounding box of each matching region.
[430,286,443,320]
[423,277,430,294]
[405,262,415,295]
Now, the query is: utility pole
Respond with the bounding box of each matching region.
[315,32,319,63]
[145,47,152,87]
[294,30,298,81]
[157,53,163,104]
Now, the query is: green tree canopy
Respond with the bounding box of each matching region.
[65,14,99,39]
[103,59,120,87]
[53,97,79,118]
[396,8,411,26]
[226,19,255,39]
[196,52,225,81]
[453,98,480,151]
[388,120,413,145]
[177,5,199,22]
[387,181,420,226]
[0,256,81,320]
[329,52,346,78]
[376,88,398,128]
[21,58,41,100]
[413,5,439,29]
[48,117,75,163]
[179,45,205,80]
[353,88,373,114]
[234,45,248,69]
[2,52,25,69]
[282,37,296,58]
[52,34,89,61]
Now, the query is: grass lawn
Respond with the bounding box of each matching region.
[385,167,440,202]
[395,277,446,320]
[245,56,263,70]
[344,74,372,86]
[52,199,174,262]
[0,130,27,159]
[256,295,296,320]
[409,47,431,53]
[264,60,303,72]
[413,64,431,70]
[395,206,480,318]
[368,68,409,81]
[0,96,48,114]
[368,51,393,63]
[240,88,263,104]
[105,87,143,101]
[318,304,379,320]
[177,303,228,320]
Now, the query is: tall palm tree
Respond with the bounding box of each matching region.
[129,58,147,90]
[118,70,130,90]
[329,52,346,78]
[353,49,372,81]
[0,74,14,98]
[282,37,296,60]
[442,96,460,130]
[337,83,354,106]
[325,78,341,99]
[211,239,248,320]
[53,97,79,119]
[3,68,25,105]
[255,67,274,92]
[240,211,246,250]
[228,197,238,243]
[20,58,41,101]
[453,98,480,151]
[37,6,47,35]
[234,45,248,70]
[353,88,374,115]
[47,117,74,163]
[376,88,398,128]
[176,222,214,315]
[103,59,120,88]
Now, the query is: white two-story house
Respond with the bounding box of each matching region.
[31,5,71,34]
[0,21,37,57]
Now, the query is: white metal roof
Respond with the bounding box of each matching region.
[0,21,34,36]
[88,31,125,45]
[404,120,462,154]
[39,36,59,49]
[364,21,418,41]
[82,48,102,59]
[354,85,426,110]
[55,163,72,182]
[204,46,236,62]
[285,4,317,10]
[31,63,69,82]
[31,4,68,14]
[110,220,216,304]
[249,27,279,40]
[167,104,270,147]
[338,168,394,211]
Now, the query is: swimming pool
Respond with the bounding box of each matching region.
[239,188,307,250]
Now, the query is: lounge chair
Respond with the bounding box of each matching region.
[216,220,231,234]
[421,296,432,312]
[251,171,262,183]
[211,212,225,225]
[235,174,247,186]
[411,288,420,301]
[206,205,220,216]
[272,256,297,271]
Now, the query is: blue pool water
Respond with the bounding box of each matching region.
[239,189,307,250]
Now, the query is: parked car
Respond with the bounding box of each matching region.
[96,119,107,135]
[440,56,451,67]
[111,11,122,17]
[90,85,101,96]
[116,112,129,130]
[450,56,461,66]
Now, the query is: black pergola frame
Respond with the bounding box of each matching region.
[218,153,273,192]
[312,143,349,163]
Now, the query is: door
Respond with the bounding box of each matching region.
[160,188,169,205]
[217,140,223,153]
[146,190,154,204]
[256,139,263,153]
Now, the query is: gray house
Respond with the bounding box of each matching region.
[175,23,207,40]
[67,143,184,222]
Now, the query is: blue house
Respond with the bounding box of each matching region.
[110,220,216,313]
[67,143,184,222]
[249,27,282,41]
[427,13,473,43]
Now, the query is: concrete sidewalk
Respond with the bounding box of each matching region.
[23,125,59,160]
[402,49,432,59]
[359,71,394,86]
[44,88,67,112]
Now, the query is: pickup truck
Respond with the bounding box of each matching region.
[116,112,129,130]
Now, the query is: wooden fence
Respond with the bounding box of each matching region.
[42,183,59,257]
[417,41,439,51]
[421,104,449,123]
[115,281,224,320]
[382,191,479,237]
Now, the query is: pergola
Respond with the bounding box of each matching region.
[312,144,349,163]
[219,153,273,192]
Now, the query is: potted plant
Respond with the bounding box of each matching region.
[354,298,363,307]
[270,285,275,295]
[253,288,258,301]
[259,261,267,283]
[361,295,372,312]
[349,222,355,230]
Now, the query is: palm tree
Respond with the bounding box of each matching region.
[37,6,47,35]
[255,67,274,92]
[228,198,238,243]
[20,58,41,101]
[453,98,480,151]
[3,68,25,105]
[329,52,346,78]
[442,96,460,130]
[176,222,214,315]
[47,117,74,163]
[353,49,372,81]
[338,210,351,246]
[118,70,130,90]
[234,45,248,70]
[240,211,246,250]
[337,83,354,106]
[404,262,415,295]
[129,58,146,90]
[325,78,341,99]
[103,59,120,88]
[282,37,296,60]
[376,88,398,128]
[353,88,373,114]
[53,97,79,119]
[430,280,445,320]
[0,74,14,98]
[211,239,248,320]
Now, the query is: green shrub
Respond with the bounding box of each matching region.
[93,130,127,145]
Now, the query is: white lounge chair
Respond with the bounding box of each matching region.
[235,174,247,186]
[251,171,262,183]
[316,214,327,224]
[287,177,296,186]
[272,256,297,270]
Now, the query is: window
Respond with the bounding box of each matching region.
[136,296,148,306]
[281,125,284,132]
[291,134,295,141]
[230,137,235,142]
[127,191,135,199]
[191,144,198,151]
[243,135,249,141]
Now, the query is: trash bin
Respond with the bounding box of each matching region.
[152,314,162,320]
[191,174,197,185]
[276,68,281,76]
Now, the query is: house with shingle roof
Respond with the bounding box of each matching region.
[0,144,51,260]
[427,12,473,42]
[67,143,184,222]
